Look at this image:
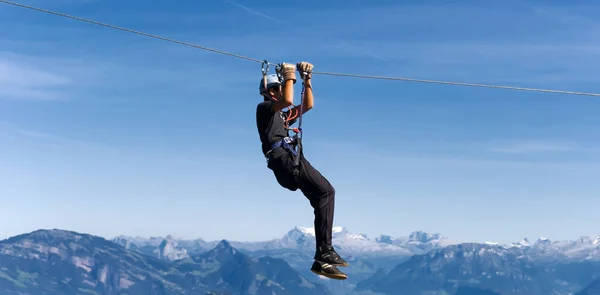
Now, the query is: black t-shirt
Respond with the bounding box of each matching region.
[256,100,297,156]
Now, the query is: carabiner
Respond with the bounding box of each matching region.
[261,60,269,76]
[274,63,284,83]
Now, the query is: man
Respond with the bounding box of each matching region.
[255,62,349,280]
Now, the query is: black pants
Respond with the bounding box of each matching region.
[267,146,335,257]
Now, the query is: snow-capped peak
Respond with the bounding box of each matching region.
[277,226,316,249]
[332,226,346,234]
[534,237,552,247]
[296,226,315,236]
[278,226,442,256]
[510,238,532,248]
[407,231,444,243]
[290,226,349,238]
[154,236,188,261]
[375,235,393,243]
[333,227,367,239]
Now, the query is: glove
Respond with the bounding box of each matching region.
[279,63,296,84]
[296,61,313,79]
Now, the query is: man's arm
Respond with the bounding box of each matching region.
[272,79,295,112]
[289,61,314,115]
[289,77,313,115]
[271,63,297,112]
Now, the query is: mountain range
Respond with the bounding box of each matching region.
[0,229,330,295]
[1,226,600,294]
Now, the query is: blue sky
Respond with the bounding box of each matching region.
[1,0,600,245]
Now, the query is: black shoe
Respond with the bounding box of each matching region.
[316,246,349,267]
[310,260,347,280]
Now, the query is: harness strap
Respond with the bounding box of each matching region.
[292,78,307,176]
[265,136,297,159]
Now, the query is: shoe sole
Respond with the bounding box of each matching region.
[310,268,348,280]
[317,260,349,267]
[316,253,349,267]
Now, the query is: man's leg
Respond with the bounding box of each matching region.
[296,156,348,267]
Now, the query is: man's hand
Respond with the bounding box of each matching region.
[279,63,296,84]
[296,61,313,80]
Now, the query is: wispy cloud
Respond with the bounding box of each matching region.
[0,52,71,100]
[218,0,388,64]
[0,122,121,154]
[490,141,589,154]
[0,33,259,102]
[0,47,118,101]
[220,0,283,23]
[217,0,388,62]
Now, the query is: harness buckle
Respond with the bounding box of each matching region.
[283,136,295,144]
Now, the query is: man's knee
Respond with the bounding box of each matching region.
[326,183,335,198]
[318,182,335,208]
[304,181,335,209]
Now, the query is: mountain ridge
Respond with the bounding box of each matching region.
[111,226,600,253]
[109,226,600,295]
[2,227,600,295]
[112,226,454,261]
[0,229,331,295]
[111,226,600,265]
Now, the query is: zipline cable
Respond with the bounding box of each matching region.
[310,71,600,97]
[0,0,265,64]
[2,0,600,98]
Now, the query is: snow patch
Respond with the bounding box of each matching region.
[510,238,531,248]
[98,265,108,284]
[119,277,135,289]
[72,256,94,272]
[83,280,96,287]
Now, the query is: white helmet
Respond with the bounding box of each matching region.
[259,74,281,95]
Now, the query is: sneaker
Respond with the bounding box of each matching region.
[316,246,349,267]
[310,260,347,280]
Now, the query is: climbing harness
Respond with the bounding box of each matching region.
[262,61,309,176]
[269,136,298,156]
